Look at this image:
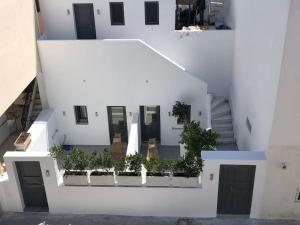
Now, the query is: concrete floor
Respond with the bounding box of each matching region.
[0,213,300,225]
[140,144,180,159]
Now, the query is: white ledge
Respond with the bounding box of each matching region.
[202,151,266,161]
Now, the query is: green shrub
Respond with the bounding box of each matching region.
[175,151,203,177]
[172,101,190,123]
[180,121,218,155]
[126,153,143,174]
[70,147,89,171]
[89,150,102,170]
[102,149,113,172]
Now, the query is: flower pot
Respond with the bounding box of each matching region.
[90,171,115,186]
[146,172,171,187]
[63,171,88,186]
[171,174,199,188]
[117,172,142,186]
[14,132,31,151]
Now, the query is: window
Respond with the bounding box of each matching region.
[110,2,125,25]
[177,105,191,124]
[296,187,300,202]
[35,0,40,12]
[74,106,88,124]
[145,1,159,25]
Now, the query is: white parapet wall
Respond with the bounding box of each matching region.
[126,112,140,156]
[0,145,266,218]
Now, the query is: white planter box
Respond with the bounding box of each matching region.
[146,175,171,187]
[171,176,199,188]
[14,132,31,151]
[117,174,142,186]
[90,172,115,186]
[63,173,88,186]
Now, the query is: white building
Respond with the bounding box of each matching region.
[0,0,299,219]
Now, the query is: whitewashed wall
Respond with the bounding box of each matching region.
[0,146,266,218]
[260,0,300,219]
[37,39,208,146]
[39,0,234,97]
[229,0,291,151]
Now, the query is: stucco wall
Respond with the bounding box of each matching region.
[0,0,37,115]
[261,0,300,219]
[39,0,234,97]
[37,39,208,146]
[229,0,291,151]
[0,150,266,218]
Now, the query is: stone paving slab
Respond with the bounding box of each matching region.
[0,213,300,225]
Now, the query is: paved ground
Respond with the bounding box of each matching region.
[1,213,300,225]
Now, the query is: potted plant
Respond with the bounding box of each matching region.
[145,158,171,187]
[90,149,115,186]
[171,152,203,188]
[116,153,143,186]
[63,147,89,186]
[172,101,191,124]
[180,121,218,156]
[14,132,31,151]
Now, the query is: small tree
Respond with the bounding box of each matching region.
[50,145,64,162]
[114,156,126,174]
[175,151,203,177]
[172,101,190,124]
[102,149,113,172]
[180,121,218,155]
[89,150,102,171]
[70,147,89,171]
[126,153,143,175]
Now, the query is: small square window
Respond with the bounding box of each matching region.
[177,105,191,124]
[145,1,159,25]
[74,106,88,125]
[110,2,125,25]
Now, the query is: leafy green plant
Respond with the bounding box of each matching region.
[70,147,89,171]
[172,101,190,124]
[175,151,203,177]
[50,145,64,162]
[180,121,218,155]
[114,156,126,173]
[144,158,158,173]
[89,150,102,170]
[126,153,143,175]
[102,149,113,172]
[62,154,72,172]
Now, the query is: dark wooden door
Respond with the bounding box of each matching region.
[16,161,48,209]
[140,106,161,143]
[217,165,256,215]
[73,4,96,39]
[107,106,128,144]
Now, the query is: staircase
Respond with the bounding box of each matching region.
[211,96,238,150]
[22,80,43,131]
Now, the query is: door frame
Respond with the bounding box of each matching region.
[217,164,256,215]
[73,3,97,39]
[107,106,128,144]
[139,105,161,143]
[15,161,48,211]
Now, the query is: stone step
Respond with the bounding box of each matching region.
[212,97,227,111]
[212,115,232,125]
[217,137,235,145]
[212,104,231,119]
[218,130,234,138]
[212,123,233,132]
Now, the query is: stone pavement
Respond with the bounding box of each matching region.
[0,213,300,225]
